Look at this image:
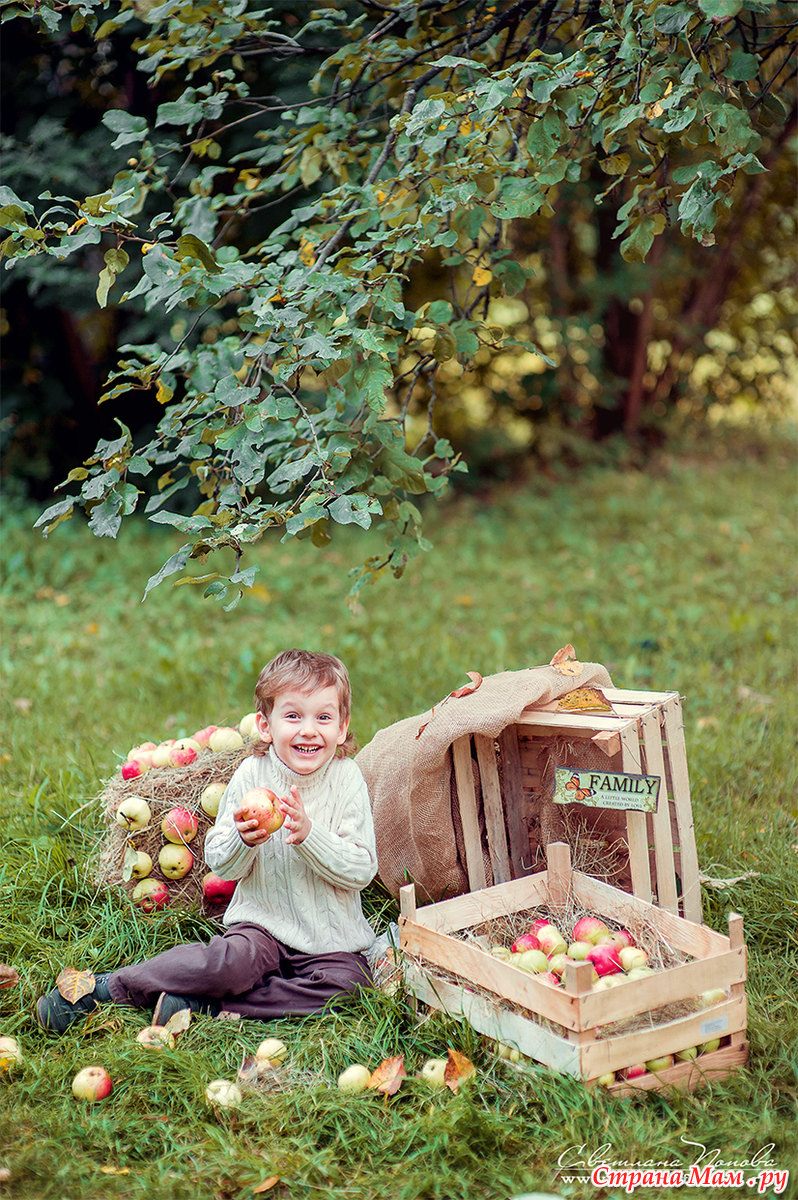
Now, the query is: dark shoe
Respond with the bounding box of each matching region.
[152,992,221,1026]
[36,972,113,1035]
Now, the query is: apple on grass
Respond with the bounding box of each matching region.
[72,1065,112,1101]
[420,1058,448,1087]
[202,873,237,903]
[131,878,169,911]
[237,788,285,835]
[337,1063,371,1092]
[255,1038,288,1068]
[161,806,198,844]
[205,1079,242,1108]
[115,797,151,832]
[137,1025,175,1050]
[158,844,194,880]
[200,783,226,818]
[0,1036,23,1072]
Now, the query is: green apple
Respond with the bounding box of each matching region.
[255,1038,287,1067]
[696,1037,721,1054]
[115,797,151,831]
[645,1055,674,1072]
[130,851,153,880]
[0,1036,23,1072]
[420,1058,448,1087]
[675,1045,699,1061]
[239,712,259,739]
[205,1078,242,1108]
[209,727,244,752]
[200,782,226,818]
[337,1063,371,1092]
[158,843,194,880]
[136,1025,175,1050]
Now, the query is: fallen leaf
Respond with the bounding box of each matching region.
[100,1167,131,1176]
[0,964,20,989]
[444,1048,476,1092]
[549,645,585,676]
[369,1055,406,1096]
[556,687,614,714]
[13,698,32,713]
[56,966,96,1004]
[164,1007,192,1037]
[122,844,139,883]
[253,1178,280,1195]
[448,671,483,699]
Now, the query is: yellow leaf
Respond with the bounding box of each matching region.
[253,1179,280,1195]
[472,266,493,287]
[56,967,96,1004]
[156,379,174,405]
[555,687,614,714]
[299,237,316,266]
[549,644,584,676]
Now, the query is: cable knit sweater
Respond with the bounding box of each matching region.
[203,748,378,955]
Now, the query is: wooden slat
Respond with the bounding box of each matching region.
[546,841,572,910]
[402,961,582,1075]
[662,697,702,922]
[474,734,512,884]
[605,1040,749,1095]
[640,708,680,914]
[620,723,653,904]
[414,870,550,934]
[516,711,638,733]
[579,994,747,1077]
[399,883,417,922]
[399,916,580,1030]
[451,736,487,891]
[571,871,730,955]
[577,949,746,1029]
[498,725,529,877]
[603,688,679,704]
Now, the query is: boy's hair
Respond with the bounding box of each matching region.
[253,649,356,758]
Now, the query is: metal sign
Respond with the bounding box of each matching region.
[554,767,660,813]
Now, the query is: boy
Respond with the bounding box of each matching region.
[37,649,378,1032]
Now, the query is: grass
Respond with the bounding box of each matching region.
[1,429,797,1199]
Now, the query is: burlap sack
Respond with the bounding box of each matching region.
[356,660,613,902]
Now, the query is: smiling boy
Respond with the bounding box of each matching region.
[37,650,379,1033]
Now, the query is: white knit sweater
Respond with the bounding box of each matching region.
[203,748,378,955]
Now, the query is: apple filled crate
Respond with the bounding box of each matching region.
[398,842,748,1096]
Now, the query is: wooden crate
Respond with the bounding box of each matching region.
[453,687,702,923]
[398,842,748,1094]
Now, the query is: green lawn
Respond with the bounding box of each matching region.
[1,435,796,1200]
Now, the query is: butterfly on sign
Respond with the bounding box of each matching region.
[565,774,594,802]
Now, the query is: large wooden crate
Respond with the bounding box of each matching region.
[399,842,748,1095]
[453,687,702,922]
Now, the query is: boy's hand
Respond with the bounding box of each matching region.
[233,807,273,847]
[281,785,311,845]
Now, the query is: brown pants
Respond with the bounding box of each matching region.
[107,922,372,1020]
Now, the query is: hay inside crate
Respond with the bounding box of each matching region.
[399,842,748,1096]
[454,687,702,923]
[95,746,252,915]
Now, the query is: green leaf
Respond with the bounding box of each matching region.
[653,5,693,35]
[102,110,149,148]
[143,543,192,601]
[175,234,221,273]
[328,494,381,529]
[96,265,115,308]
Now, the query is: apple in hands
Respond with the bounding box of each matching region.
[72,1065,112,1101]
[237,788,285,836]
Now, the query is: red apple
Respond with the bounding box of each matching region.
[547,953,569,977]
[169,746,197,768]
[131,878,169,911]
[121,758,150,781]
[586,943,623,976]
[127,741,157,759]
[72,1065,112,1101]
[158,844,194,880]
[529,918,552,936]
[202,872,237,903]
[623,1063,647,1079]
[572,916,610,945]
[510,933,541,954]
[614,929,635,948]
[161,806,198,844]
[237,788,284,834]
[193,725,218,746]
[537,970,562,987]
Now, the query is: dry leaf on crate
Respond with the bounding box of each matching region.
[556,687,615,715]
[549,645,585,677]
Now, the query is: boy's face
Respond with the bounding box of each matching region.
[256,684,349,776]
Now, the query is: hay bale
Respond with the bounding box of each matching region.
[94,745,254,916]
